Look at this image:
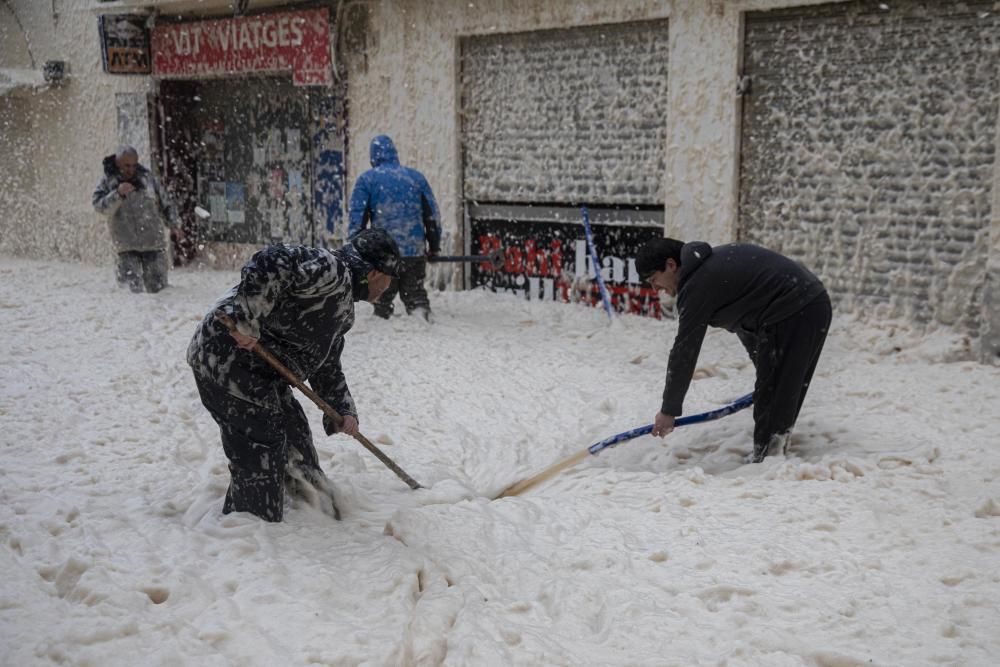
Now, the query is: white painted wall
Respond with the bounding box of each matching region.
[663,0,741,243]
[0,2,33,69]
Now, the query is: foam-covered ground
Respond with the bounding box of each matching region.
[2,257,998,666]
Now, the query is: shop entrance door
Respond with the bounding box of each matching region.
[156,75,346,251]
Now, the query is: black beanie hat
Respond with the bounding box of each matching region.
[345,228,401,277]
[635,238,685,281]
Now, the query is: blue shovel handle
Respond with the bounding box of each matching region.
[587,392,754,455]
[581,206,615,322]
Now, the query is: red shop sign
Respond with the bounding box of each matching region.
[151,8,331,86]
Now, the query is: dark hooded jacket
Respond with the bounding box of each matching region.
[188,244,374,428]
[662,242,828,415]
[92,154,177,252]
[347,135,441,257]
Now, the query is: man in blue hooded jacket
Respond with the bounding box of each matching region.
[348,135,442,321]
[636,238,832,463]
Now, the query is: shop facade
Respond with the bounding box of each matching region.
[1,0,998,359]
[0,1,347,266]
[147,6,346,260]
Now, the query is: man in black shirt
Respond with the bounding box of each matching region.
[636,238,832,462]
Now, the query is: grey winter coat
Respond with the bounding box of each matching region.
[187,244,360,431]
[92,155,178,252]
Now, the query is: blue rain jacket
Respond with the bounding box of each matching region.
[348,135,441,257]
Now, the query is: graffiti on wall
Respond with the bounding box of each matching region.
[312,94,346,247]
[470,211,666,318]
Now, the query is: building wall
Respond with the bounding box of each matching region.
[0,0,839,262]
[0,0,150,263]
[344,0,835,250]
[0,2,33,69]
[2,0,998,359]
[333,0,1000,361]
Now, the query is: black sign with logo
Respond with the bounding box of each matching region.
[468,204,666,318]
[99,15,151,74]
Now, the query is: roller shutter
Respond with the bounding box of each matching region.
[739,1,1000,335]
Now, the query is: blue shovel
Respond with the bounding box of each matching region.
[496,393,753,498]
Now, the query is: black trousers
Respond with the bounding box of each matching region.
[742,293,832,457]
[374,257,430,317]
[193,369,321,522]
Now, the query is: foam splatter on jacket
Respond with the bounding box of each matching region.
[348,135,441,257]
[187,245,361,430]
[92,155,178,252]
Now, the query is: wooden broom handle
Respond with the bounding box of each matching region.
[214,311,422,490]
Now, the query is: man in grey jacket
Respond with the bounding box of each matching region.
[636,238,832,463]
[92,146,181,292]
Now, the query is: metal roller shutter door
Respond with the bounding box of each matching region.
[461,20,670,206]
[739,1,999,336]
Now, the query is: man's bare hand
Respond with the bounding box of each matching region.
[337,415,359,436]
[652,412,676,438]
[230,329,258,350]
[117,182,135,197]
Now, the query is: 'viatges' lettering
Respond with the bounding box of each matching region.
[170,16,306,56]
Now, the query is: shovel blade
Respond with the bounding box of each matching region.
[495,448,590,499]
